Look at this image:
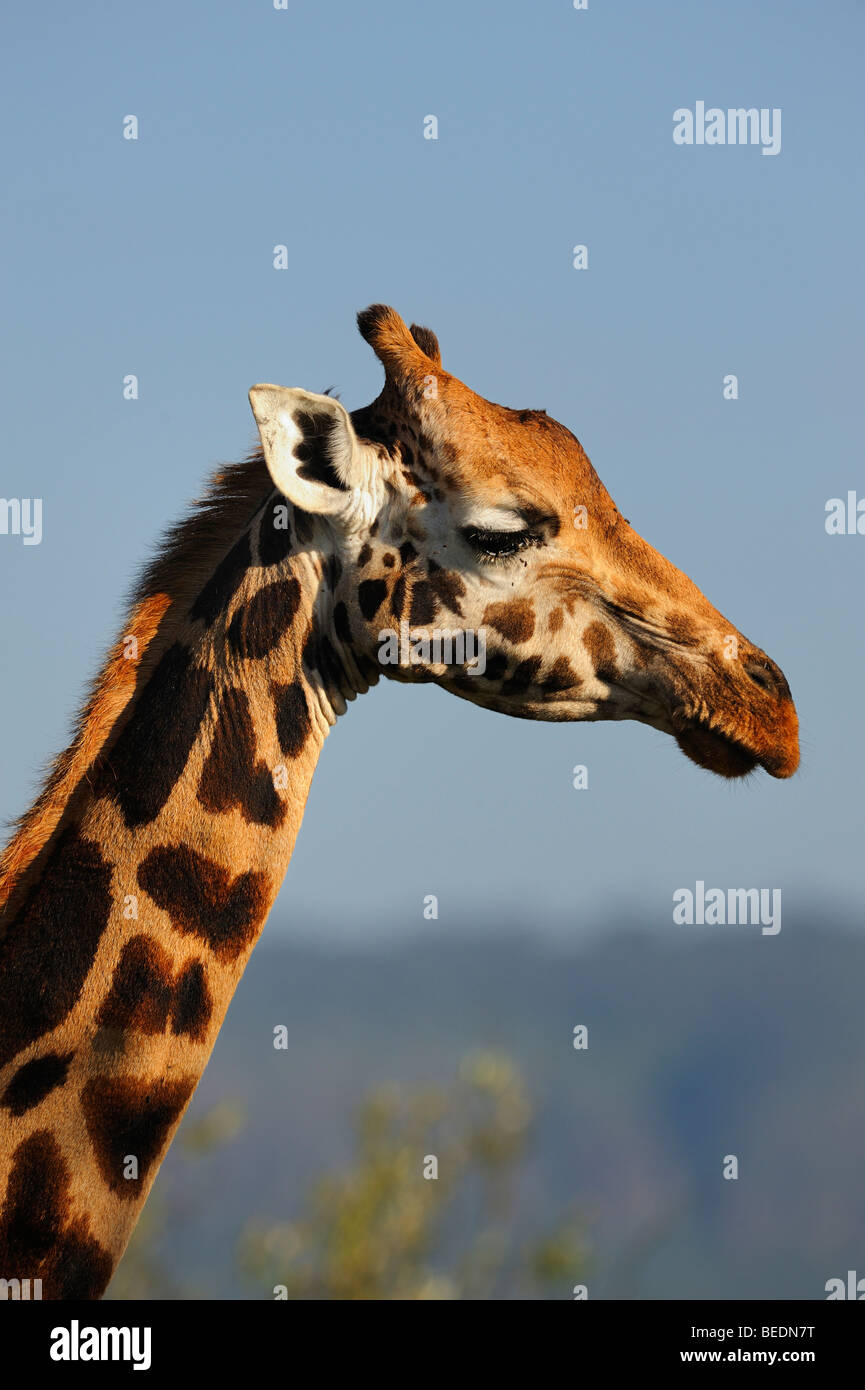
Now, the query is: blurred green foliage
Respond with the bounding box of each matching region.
[109,1054,586,1301]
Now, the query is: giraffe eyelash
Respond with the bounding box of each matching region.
[462,526,542,562]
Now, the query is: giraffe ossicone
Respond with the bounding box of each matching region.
[0,305,798,1300]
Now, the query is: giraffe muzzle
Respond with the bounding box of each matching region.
[669,685,800,780]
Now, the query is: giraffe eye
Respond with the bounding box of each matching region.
[463,526,541,560]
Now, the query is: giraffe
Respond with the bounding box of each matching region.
[0,305,799,1300]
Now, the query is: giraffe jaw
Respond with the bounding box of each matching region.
[436,677,781,778]
[668,705,800,779]
[672,717,760,779]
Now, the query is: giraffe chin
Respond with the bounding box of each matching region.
[673,723,759,779]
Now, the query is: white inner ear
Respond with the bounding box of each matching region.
[249,385,361,518]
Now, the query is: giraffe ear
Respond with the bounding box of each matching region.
[248,385,365,517]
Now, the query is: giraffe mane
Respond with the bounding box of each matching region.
[0,449,271,919]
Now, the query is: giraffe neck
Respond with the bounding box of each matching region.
[0,487,364,1299]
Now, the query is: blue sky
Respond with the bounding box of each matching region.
[2,0,863,943]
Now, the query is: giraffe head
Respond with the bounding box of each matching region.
[250,305,798,779]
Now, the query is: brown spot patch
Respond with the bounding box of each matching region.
[409,580,438,626]
[273,681,312,758]
[548,607,564,633]
[482,600,535,644]
[227,578,301,660]
[358,578,388,621]
[97,936,212,1043]
[427,562,466,617]
[0,830,112,1070]
[198,687,286,828]
[94,642,213,829]
[171,961,212,1041]
[480,651,509,682]
[391,572,408,621]
[0,1130,113,1299]
[583,622,620,683]
[631,639,655,669]
[542,657,580,692]
[189,533,252,625]
[138,845,271,962]
[438,440,458,466]
[97,936,174,1036]
[81,1076,196,1199]
[502,656,543,693]
[1,1052,74,1117]
[257,503,293,567]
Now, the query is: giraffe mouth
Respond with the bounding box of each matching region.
[671,713,759,779]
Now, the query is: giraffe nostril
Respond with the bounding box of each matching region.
[743,657,782,697]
